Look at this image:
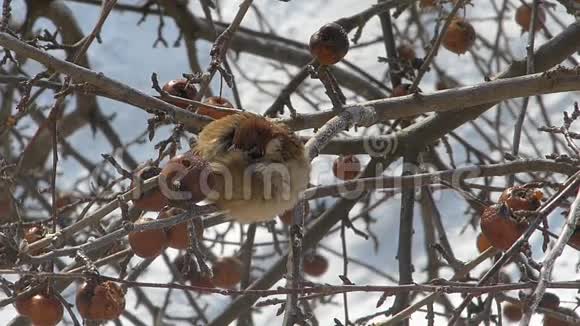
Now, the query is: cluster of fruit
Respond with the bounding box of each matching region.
[174,251,330,291]
[175,255,244,289]
[161,78,237,120]
[306,7,474,106]
[126,150,213,263]
[503,292,579,325]
[15,280,126,325]
[475,185,580,325]
[14,227,126,325]
[466,271,562,324]
[472,185,580,325]
[419,1,552,62]
[477,184,580,254]
[130,151,212,212]
[478,185,543,252]
[16,222,288,324]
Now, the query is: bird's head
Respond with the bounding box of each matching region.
[229,113,304,163]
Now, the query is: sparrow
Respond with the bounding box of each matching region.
[194,112,310,223]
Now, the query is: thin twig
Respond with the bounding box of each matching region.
[519,187,580,324]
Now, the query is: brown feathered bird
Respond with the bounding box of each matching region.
[195,112,310,223]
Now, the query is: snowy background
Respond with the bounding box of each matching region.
[3,0,580,325]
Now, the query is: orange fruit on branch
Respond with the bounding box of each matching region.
[476,232,492,252]
[162,79,197,108]
[159,151,214,204]
[212,256,242,288]
[503,303,523,322]
[279,202,310,225]
[309,23,349,65]
[442,18,476,54]
[128,217,168,258]
[480,204,527,251]
[159,207,204,250]
[131,166,168,212]
[196,96,236,120]
[28,293,64,326]
[76,280,125,321]
[515,3,546,32]
[333,155,361,180]
[304,253,329,277]
[498,185,542,211]
[397,44,416,62]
